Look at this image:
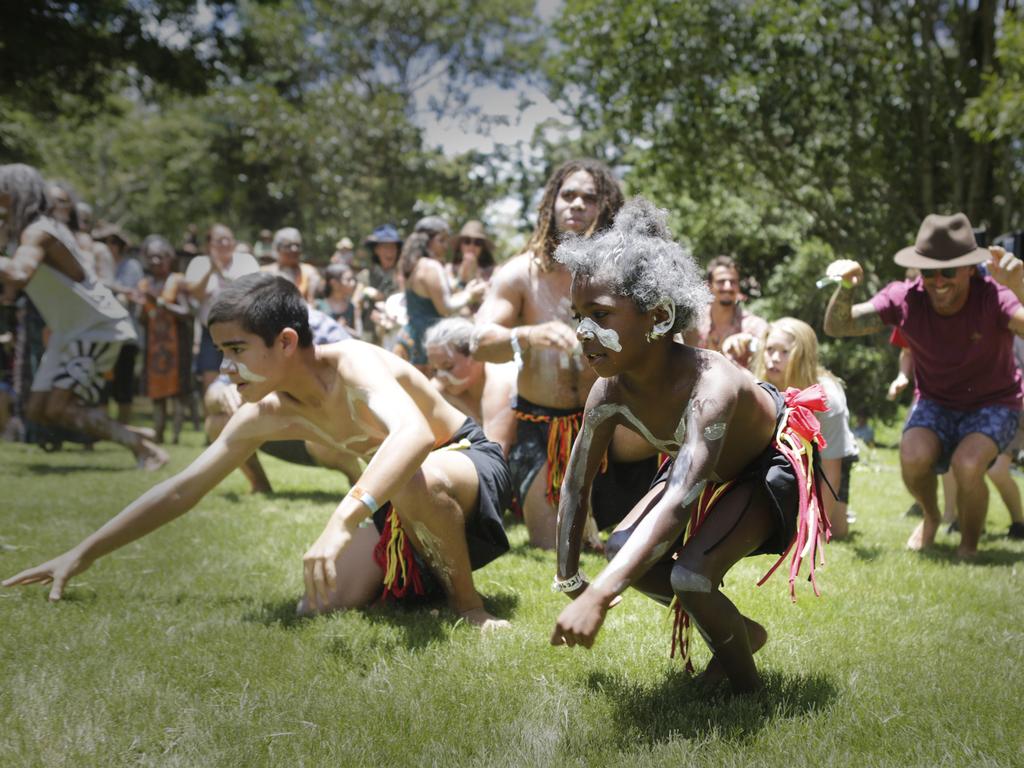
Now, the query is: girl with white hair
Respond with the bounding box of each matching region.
[549,198,830,694]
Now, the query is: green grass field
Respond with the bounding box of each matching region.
[2,423,1023,767]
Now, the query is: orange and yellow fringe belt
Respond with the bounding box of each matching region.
[513,408,584,508]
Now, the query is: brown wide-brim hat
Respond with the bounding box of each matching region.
[457,219,493,251]
[894,213,990,269]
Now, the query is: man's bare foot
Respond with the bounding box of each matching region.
[907,516,939,551]
[955,544,979,561]
[697,620,768,690]
[135,439,169,471]
[458,607,510,631]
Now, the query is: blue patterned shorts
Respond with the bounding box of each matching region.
[904,398,1020,474]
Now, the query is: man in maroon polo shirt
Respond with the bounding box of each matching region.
[823,213,1024,558]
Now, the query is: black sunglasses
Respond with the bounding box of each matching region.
[921,267,959,279]
[462,237,486,247]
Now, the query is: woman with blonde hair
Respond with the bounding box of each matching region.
[755,317,857,538]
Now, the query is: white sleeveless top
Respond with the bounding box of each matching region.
[22,217,137,343]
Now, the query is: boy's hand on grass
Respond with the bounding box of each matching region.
[2,549,92,601]
[302,521,354,613]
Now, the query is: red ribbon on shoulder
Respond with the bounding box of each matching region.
[781,384,829,452]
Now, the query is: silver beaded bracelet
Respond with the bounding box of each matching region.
[551,572,587,593]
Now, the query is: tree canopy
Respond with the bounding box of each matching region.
[3,0,1023,418]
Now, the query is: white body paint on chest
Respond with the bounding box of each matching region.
[576,317,622,352]
[291,386,389,458]
[585,402,689,456]
[556,399,689,572]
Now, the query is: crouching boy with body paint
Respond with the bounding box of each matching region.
[4,274,512,629]
[549,199,830,694]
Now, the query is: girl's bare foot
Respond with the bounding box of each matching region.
[907,516,939,551]
[698,619,768,690]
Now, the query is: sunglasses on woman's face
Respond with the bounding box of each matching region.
[463,238,486,247]
[921,267,959,279]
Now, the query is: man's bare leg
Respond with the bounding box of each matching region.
[523,468,602,551]
[901,428,943,551]
[205,410,271,493]
[986,453,1024,526]
[393,450,508,630]
[941,471,958,525]
[152,398,167,444]
[522,469,556,549]
[950,433,999,558]
[116,402,133,425]
[29,390,168,470]
[171,396,185,444]
[305,441,362,487]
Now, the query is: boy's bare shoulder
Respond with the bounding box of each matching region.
[223,394,291,441]
[322,338,385,374]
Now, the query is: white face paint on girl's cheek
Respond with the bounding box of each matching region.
[235,362,267,383]
[436,369,469,388]
[576,317,622,352]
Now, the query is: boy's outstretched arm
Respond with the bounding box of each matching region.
[2,406,266,600]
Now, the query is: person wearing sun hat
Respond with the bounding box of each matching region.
[824,212,1024,558]
[357,224,403,344]
[330,236,355,267]
[451,220,497,287]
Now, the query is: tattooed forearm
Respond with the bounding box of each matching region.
[824,287,884,337]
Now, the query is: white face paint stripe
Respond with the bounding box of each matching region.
[436,370,470,388]
[235,362,267,383]
[576,317,622,352]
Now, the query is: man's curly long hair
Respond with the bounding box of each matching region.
[526,158,623,270]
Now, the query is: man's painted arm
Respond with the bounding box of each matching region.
[824,286,885,337]
[471,267,524,363]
